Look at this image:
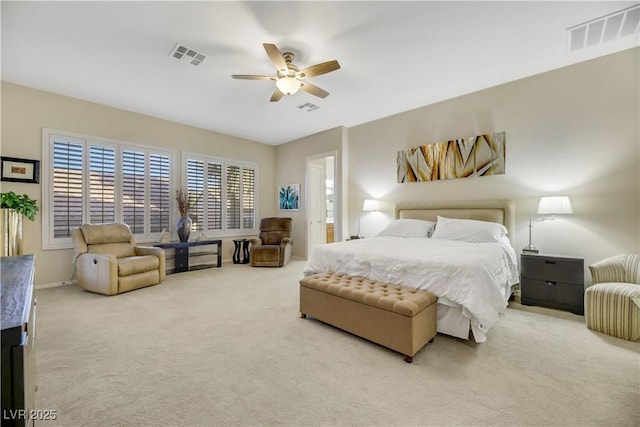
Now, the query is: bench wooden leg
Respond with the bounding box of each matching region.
[429,337,435,343]
[300,312,307,318]
[404,355,413,363]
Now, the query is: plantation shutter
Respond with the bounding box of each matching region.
[122,149,146,234]
[52,139,84,238]
[149,153,171,233]
[44,129,175,248]
[187,158,205,231]
[242,167,255,229]
[183,153,257,235]
[207,162,222,230]
[226,165,240,230]
[89,145,116,224]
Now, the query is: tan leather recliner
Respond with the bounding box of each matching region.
[72,223,166,295]
[250,217,293,267]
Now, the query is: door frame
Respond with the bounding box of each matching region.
[305,150,339,259]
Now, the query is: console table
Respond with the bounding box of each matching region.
[154,240,222,274]
[1,254,37,427]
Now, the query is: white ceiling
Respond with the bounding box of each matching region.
[2,1,638,145]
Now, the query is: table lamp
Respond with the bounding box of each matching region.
[523,196,573,254]
[355,199,379,238]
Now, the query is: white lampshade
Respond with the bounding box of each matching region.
[275,77,302,95]
[537,196,573,215]
[362,199,379,212]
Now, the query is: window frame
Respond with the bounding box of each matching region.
[181,151,258,237]
[42,128,176,250]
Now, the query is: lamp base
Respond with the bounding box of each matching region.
[522,246,539,254]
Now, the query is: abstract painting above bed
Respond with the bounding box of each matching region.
[397,131,506,182]
[303,200,519,342]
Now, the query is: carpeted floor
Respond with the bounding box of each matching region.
[33,259,639,426]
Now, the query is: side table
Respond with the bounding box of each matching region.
[233,239,250,264]
[520,253,585,315]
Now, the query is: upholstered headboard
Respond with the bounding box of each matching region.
[394,200,516,244]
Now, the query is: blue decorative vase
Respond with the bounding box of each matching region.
[176,216,192,242]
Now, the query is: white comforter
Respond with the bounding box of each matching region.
[303,237,520,342]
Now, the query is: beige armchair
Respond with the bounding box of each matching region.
[72,223,166,295]
[250,217,293,267]
[585,254,640,341]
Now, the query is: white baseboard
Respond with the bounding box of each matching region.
[36,281,74,290]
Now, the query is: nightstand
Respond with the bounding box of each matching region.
[520,253,585,315]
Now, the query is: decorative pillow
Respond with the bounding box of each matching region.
[376,219,435,238]
[430,216,508,243]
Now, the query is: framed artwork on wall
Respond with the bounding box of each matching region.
[278,184,300,211]
[397,131,505,183]
[1,157,40,184]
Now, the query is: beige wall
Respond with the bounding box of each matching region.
[347,47,639,281]
[1,82,276,285]
[274,127,344,258]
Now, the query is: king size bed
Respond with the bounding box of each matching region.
[302,200,520,342]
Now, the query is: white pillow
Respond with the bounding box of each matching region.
[430,216,508,243]
[376,219,435,238]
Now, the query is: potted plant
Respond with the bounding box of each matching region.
[1,191,39,221]
[1,191,39,256]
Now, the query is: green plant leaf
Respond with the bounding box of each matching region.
[0,191,39,221]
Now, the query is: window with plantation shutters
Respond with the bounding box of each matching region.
[184,152,257,235]
[43,129,175,249]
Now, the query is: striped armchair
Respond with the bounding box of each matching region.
[585,254,640,341]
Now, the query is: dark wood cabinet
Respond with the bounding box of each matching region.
[521,253,584,315]
[1,254,36,427]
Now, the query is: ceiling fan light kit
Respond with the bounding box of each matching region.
[232,43,340,102]
[275,76,302,95]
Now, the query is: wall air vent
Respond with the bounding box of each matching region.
[169,43,206,66]
[568,4,640,52]
[297,102,320,112]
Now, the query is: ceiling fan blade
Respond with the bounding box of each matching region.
[263,43,287,71]
[231,74,276,80]
[299,60,341,78]
[270,88,284,102]
[300,81,329,99]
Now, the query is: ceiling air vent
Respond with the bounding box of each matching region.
[169,43,206,66]
[568,4,640,52]
[297,102,320,112]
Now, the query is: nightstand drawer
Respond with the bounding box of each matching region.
[521,257,583,284]
[521,279,584,311]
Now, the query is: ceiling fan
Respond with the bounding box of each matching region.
[232,43,341,102]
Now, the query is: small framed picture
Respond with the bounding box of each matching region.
[1,157,40,184]
[278,184,300,211]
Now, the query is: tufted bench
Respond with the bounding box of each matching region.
[299,272,437,363]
